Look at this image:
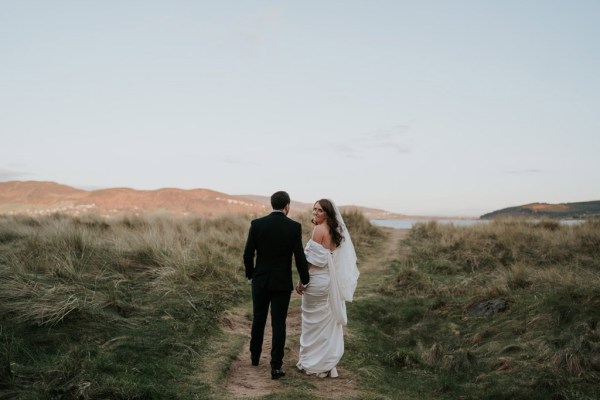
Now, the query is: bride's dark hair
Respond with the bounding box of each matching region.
[314,199,344,248]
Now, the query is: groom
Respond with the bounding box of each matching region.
[243,191,310,379]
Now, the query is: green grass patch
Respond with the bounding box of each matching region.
[346,219,600,400]
[0,213,249,399]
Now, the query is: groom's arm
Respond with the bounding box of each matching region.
[243,222,257,280]
[293,223,310,286]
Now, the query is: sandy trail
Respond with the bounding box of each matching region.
[222,228,408,399]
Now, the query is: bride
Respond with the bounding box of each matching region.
[295,199,359,378]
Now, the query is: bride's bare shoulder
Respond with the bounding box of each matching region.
[312,223,334,248]
[311,224,327,243]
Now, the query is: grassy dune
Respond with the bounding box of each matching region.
[3,212,598,399]
[0,213,251,399]
[0,210,382,399]
[350,219,600,399]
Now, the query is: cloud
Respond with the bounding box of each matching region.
[333,124,412,158]
[367,125,411,140]
[233,6,285,51]
[0,168,32,181]
[365,141,410,153]
[331,143,360,159]
[219,155,261,166]
[504,169,544,174]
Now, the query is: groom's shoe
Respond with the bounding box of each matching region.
[251,356,259,366]
[271,368,286,379]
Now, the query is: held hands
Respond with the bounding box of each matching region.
[295,281,307,295]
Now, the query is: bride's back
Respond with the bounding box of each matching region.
[312,223,335,251]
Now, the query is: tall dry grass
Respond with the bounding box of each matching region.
[352,218,600,400]
[0,213,250,399]
[0,213,248,327]
[0,209,379,399]
[407,218,600,272]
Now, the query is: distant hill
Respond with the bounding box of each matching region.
[480,200,600,220]
[0,181,268,217]
[0,181,402,219]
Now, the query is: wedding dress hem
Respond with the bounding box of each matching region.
[296,363,339,379]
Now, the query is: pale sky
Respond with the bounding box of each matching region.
[1,1,599,216]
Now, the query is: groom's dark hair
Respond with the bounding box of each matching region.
[271,191,290,210]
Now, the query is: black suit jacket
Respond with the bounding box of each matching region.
[243,211,310,291]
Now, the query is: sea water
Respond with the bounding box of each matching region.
[370,219,584,229]
[370,219,487,229]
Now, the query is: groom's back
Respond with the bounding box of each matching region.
[247,212,301,290]
[253,213,297,263]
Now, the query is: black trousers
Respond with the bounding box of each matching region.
[250,283,292,370]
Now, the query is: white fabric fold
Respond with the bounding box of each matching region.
[297,201,359,375]
[297,239,344,374]
[329,200,359,303]
[304,239,347,325]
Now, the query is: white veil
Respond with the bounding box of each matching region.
[328,199,359,325]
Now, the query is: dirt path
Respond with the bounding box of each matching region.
[221,228,408,399]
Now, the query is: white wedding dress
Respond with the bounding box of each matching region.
[296,239,346,378]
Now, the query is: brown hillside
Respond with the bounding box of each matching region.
[481,200,600,219]
[0,181,86,204]
[0,181,268,217]
[526,203,570,212]
[1,181,404,218]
